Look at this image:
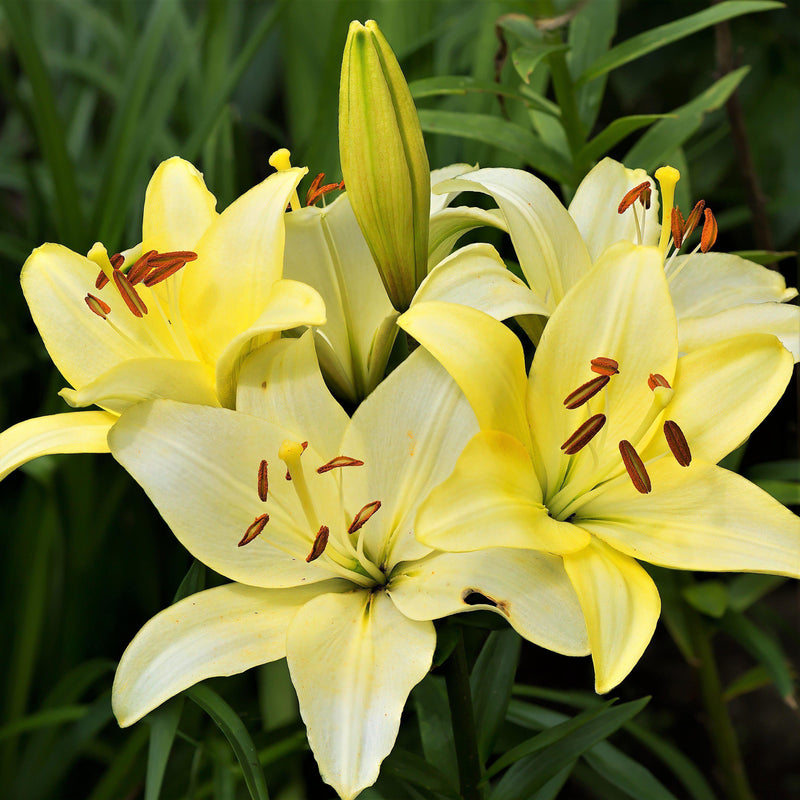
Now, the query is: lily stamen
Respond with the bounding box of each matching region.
[238,513,269,547]
[663,420,692,466]
[306,525,330,562]
[683,200,705,239]
[590,357,619,376]
[671,207,685,249]
[257,460,269,502]
[701,208,718,253]
[112,269,148,318]
[348,500,382,533]
[126,251,157,285]
[317,455,365,473]
[619,440,652,494]
[564,375,610,409]
[617,181,652,214]
[648,373,671,390]
[85,294,111,319]
[561,414,606,455]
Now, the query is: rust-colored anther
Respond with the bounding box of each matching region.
[561,414,606,455]
[348,500,382,533]
[238,513,269,547]
[683,200,705,239]
[85,293,111,319]
[126,251,157,285]
[257,460,269,502]
[639,184,652,209]
[317,455,365,473]
[617,181,652,214]
[95,270,110,289]
[700,208,717,253]
[619,440,651,494]
[143,258,186,287]
[148,250,198,264]
[647,373,671,391]
[663,420,691,467]
[305,173,345,207]
[112,269,147,317]
[670,207,685,249]
[590,357,619,376]
[563,375,610,409]
[109,253,125,269]
[306,525,330,562]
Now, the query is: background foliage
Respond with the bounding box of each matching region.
[0,1,797,798]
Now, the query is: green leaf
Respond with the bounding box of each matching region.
[682,581,728,619]
[144,697,184,800]
[578,114,671,164]
[418,110,573,184]
[470,629,521,762]
[409,76,531,103]
[727,574,787,612]
[578,1,783,83]
[380,748,460,798]
[186,684,270,800]
[173,559,207,603]
[583,740,679,800]
[625,67,750,171]
[723,666,773,702]
[412,676,458,786]
[497,14,543,48]
[747,459,800,482]
[513,44,570,84]
[86,726,150,800]
[0,706,89,742]
[750,479,800,506]
[730,250,796,266]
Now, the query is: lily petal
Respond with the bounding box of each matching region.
[180,167,307,365]
[341,349,478,569]
[141,157,218,254]
[564,538,660,694]
[435,168,592,308]
[113,581,340,727]
[427,206,507,269]
[578,460,800,578]
[413,243,551,320]
[286,589,435,800]
[398,301,531,448]
[109,401,339,588]
[59,358,218,414]
[236,331,349,460]
[415,430,589,554]
[568,158,660,260]
[389,548,589,656]
[0,411,114,480]
[429,163,477,214]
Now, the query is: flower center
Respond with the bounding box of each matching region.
[238,439,385,588]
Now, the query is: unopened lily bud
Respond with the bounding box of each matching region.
[339,19,430,311]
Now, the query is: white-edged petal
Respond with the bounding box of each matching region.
[429,163,478,213]
[427,206,507,269]
[286,589,435,800]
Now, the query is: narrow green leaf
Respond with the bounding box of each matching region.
[579,1,783,83]
[410,76,531,103]
[682,581,729,619]
[723,666,773,702]
[583,740,679,800]
[144,697,184,800]
[751,479,800,506]
[528,762,575,800]
[577,114,670,164]
[0,706,89,742]
[173,559,207,603]
[513,44,570,84]
[625,67,749,171]
[186,684,270,800]
[747,459,799,484]
[412,676,458,786]
[86,726,149,800]
[418,110,573,184]
[470,629,521,762]
[726,574,787,612]
[731,250,796,266]
[381,748,460,798]
[497,14,543,48]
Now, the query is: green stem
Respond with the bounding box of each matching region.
[443,630,483,800]
[685,605,756,800]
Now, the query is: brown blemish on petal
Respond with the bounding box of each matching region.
[461,589,510,616]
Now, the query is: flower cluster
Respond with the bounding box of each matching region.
[2,18,798,800]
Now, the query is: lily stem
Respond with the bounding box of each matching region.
[686,605,756,800]
[443,629,484,800]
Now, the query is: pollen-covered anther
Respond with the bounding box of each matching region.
[563,375,610,409]
[561,414,606,455]
[683,200,705,239]
[305,173,345,206]
[700,208,718,253]
[238,513,269,547]
[619,440,651,494]
[617,181,652,214]
[317,456,365,474]
[85,293,111,319]
[590,357,619,376]
[663,420,692,466]
[670,207,685,249]
[257,460,269,501]
[126,250,158,286]
[306,525,330,562]
[112,269,148,317]
[348,500,382,533]
[647,373,671,391]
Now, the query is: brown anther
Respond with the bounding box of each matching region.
[95,270,110,289]
[147,250,198,264]
[109,253,125,269]
[85,293,111,319]
[112,269,147,317]
[563,375,610,409]
[561,414,606,455]
[238,513,269,547]
[670,207,685,249]
[663,420,691,467]
[348,501,382,533]
[306,525,330,562]
[617,181,652,214]
[683,200,705,239]
[700,208,717,253]
[257,460,269,501]
[639,185,651,209]
[305,173,345,207]
[126,251,157,285]
[619,440,651,494]
[143,258,186,287]
[317,456,364,473]
[301,441,308,451]
[285,469,291,481]
[647,373,671,390]
[590,357,619,376]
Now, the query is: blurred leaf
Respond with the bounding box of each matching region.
[649,567,697,664]
[186,684,270,800]
[723,665,774,702]
[747,460,799,482]
[412,676,458,786]
[626,67,750,171]
[86,725,149,800]
[583,739,679,800]
[528,762,575,800]
[471,629,521,762]
[682,580,728,619]
[513,44,570,84]
[418,110,573,183]
[578,1,783,83]
[0,706,89,742]
[750,479,800,505]
[173,559,207,603]
[381,748,460,798]
[410,75,531,103]
[578,114,671,164]
[497,13,542,48]
[726,574,787,612]
[144,697,184,800]
[731,250,796,265]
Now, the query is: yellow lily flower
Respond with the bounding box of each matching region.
[437,157,799,359]
[400,240,800,693]
[0,156,325,480]
[107,331,588,800]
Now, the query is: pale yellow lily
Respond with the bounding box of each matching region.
[400,240,799,693]
[108,331,588,800]
[437,157,799,358]
[0,157,325,480]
